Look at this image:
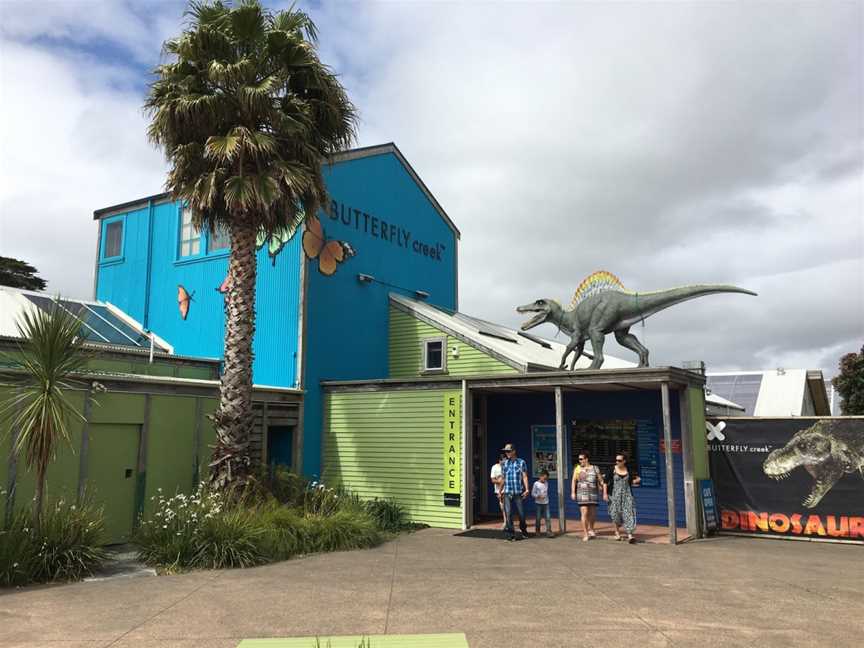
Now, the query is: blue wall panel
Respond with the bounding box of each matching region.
[96,200,302,387]
[95,205,150,322]
[485,390,686,528]
[303,152,458,477]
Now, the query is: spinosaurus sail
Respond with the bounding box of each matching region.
[516,271,756,370]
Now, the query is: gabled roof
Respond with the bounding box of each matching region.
[389,292,634,372]
[92,143,459,238]
[706,369,831,416]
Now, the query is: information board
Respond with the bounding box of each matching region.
[531,425,558,478]
[635,419,660,487]
[700,479,719,533]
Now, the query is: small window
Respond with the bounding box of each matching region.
[209,225,230,252]
[179,206,201,257]
[422,337,446,373]
[103,220,123,259]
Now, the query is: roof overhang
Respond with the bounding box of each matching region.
[323,366,705,394]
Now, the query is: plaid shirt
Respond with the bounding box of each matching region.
[502,457,528,494]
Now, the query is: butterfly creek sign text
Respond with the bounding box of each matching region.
[326,199,446,262]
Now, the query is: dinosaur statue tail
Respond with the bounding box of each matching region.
[617,285,757,329]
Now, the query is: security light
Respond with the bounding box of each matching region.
[357,273,374,283]
[415,290,430,299]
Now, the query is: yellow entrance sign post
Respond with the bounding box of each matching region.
[442,391,461,505]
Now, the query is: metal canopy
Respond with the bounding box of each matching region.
[321,367,704,393]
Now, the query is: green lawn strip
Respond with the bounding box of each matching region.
[236,633,469,648]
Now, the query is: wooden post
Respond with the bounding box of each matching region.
[679,387,700,539]
[555,387,566,534]
[76,387,94,505]
[661,382,677,545]
[192,397,202,486]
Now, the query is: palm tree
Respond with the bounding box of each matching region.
[145,0,357,490]
[0,302,88,532]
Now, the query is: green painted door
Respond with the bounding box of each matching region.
[87,424,140,544]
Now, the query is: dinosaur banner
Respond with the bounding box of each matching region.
[708,417,864,543]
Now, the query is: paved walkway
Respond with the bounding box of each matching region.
[1,528,861,647]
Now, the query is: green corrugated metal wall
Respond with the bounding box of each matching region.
[323,389,463,529]
[1,384,244,543]
[688,386,709,479]
[389,306,518,378]
[144,395,198,515]
[0,387,86,521]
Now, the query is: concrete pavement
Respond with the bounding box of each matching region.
[1,528,861,647]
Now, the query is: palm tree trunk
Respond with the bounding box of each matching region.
[210,220,257,491]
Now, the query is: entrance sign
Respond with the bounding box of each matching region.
[699,479,719,533]
[531,425,558,478]
[709,418,864,542]
[442,392,461,505]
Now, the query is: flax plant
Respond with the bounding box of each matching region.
[0,302,89,533]
[145,0,357,490]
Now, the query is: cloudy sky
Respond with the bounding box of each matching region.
[0,0,861,378]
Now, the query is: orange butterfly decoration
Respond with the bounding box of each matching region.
[177,285,195,320]
[302,216,355,276]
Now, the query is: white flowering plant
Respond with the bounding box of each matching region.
[136,483,263,570]
[1,498,105,587]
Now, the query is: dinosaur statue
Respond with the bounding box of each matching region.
[516,271,756,370]
[763,419,864,508]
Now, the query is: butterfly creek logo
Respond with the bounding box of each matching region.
[706,421,727,442]
[302,216,355,276]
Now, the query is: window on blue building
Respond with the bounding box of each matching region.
[103,220,123,259]
[208,224,230,252]
[179,206,201,257]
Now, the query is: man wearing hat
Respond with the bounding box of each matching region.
[501,443,529,541]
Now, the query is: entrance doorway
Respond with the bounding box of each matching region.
[267,425,294,470]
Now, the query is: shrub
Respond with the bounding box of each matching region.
[1,499,106,587]
[302,510,382,553]
[136,479,408,572]
[136,484,264,570]
[255,504,308,560]
[363,498,410,533]
[191,507,265,569]
[259,465,306,506]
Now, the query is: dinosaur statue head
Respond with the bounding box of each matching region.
[516,299,562,331]
[763,423,834,481]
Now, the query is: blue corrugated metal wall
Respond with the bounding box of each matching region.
[485,390,687,527]
[303,152,458,477]
[96,200,303,387]
[95,206,150,319]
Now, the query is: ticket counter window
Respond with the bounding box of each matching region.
[571,419,638,476]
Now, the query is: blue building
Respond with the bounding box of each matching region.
[94,143,460,477]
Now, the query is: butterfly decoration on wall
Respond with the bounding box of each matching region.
[177,285,195,320]
[302,215,355,276]
[256,210,306,266]
[216,272,232,303]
